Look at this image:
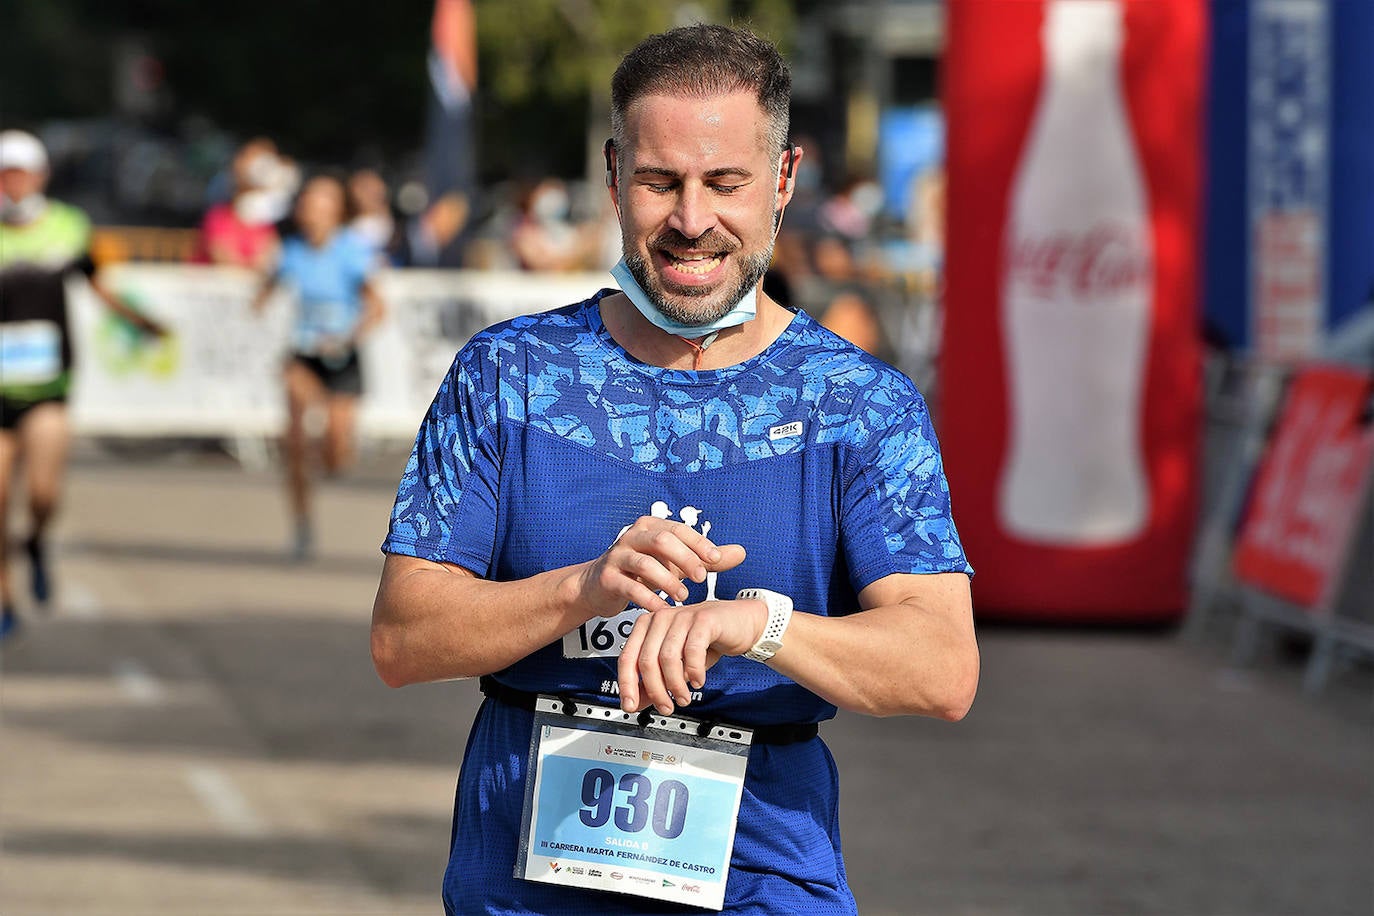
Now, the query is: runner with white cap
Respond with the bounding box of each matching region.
[0,129,166,641]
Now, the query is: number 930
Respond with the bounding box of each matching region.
[578,768,689,840]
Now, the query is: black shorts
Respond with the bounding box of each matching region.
[0,395,66,432]
[290,349,363,396]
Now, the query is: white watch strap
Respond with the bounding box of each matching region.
[736,588,793,662]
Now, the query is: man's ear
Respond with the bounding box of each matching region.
[777,145,803,200]
[604,139,623,219]
[603,139,617,189]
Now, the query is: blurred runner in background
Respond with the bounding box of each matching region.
[0,130,165,640]
[253,175,385,560]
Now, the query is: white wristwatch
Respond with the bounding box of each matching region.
[736,588,793,663]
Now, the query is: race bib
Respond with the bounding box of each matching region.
[0,321,62,386]
[563,606,645,659]
[292,300,351,354]
[515,696,751,911]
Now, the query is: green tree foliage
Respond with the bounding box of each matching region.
[474,0,795,106]
[470,0,795,178]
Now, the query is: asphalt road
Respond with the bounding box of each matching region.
[2,446,1370,915]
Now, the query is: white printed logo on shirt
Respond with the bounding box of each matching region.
[563,500,724,659]
[769,420,804,441]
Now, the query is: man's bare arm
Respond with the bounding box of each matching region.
[618,571,977,721]
[370,554,596,687]
[765,572,978,720]
[370,516,745,687]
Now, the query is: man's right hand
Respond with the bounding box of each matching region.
[574,515,745,617]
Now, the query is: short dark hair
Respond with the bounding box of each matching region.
[610,24,791,156]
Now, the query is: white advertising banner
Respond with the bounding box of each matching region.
[360,269,608,438]
[69,264,289,436]
[68,265,610,439]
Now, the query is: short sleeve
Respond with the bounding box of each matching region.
[381,351,502,574]
[839,391,973,589]
[345,231,376,285]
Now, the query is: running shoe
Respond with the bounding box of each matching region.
[24,537,50,607]
[291,517,315,562]
[0,607,18,643]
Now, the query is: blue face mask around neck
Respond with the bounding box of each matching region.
[609,257,757,340]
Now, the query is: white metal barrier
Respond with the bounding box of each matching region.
[1186,354,1374,696]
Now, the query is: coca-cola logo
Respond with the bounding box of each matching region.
[1008,223,1150,300]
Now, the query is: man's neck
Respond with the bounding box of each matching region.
[599,291,791,371]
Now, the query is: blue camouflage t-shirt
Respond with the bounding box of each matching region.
[382,290,970,915]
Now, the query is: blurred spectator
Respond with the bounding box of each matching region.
[259,153,303,227]
[903,162,945,297]
[346,167,397,260]
[191,137,282,271]
[391,189,469,268]
[817,173,885,246]
[817,287,891,362]
[796,230,896,366]
[906,163,945,260]
[251,175,385,560]
[509,177,595,272]
[765,157,890,348]
[0,130,166,639]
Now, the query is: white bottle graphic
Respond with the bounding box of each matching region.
[998,0,1153,545]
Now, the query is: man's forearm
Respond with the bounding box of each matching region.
[614,572,978,721]
[370,559,598,687]
[372,517,744,690]
[765,596,978,721]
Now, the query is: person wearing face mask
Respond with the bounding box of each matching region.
[817,172,885,246]
[370,25,976,915]
[509,176,597,272]
[345,167,397,262]
[191,137,282,271]
[0,130,165,641]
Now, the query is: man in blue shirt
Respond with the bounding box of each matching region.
[372,24,978,915]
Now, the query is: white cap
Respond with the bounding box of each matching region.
[0,130,50,173]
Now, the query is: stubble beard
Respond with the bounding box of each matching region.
[624,230,775,329]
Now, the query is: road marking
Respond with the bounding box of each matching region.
[184,765,270,837]
[113,658,166,704]
[62,580,103,619]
